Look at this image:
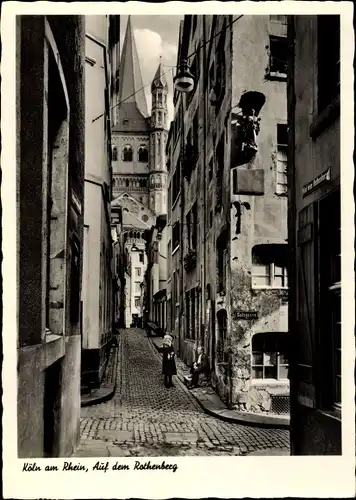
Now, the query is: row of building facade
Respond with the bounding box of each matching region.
[16,13,181,458]
[143,14,341,455]
[17,14,125,458]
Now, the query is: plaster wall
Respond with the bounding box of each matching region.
[293,16,340,209]
[82,183,101,349]
[226,15,289,411]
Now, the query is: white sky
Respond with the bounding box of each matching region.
[120,15,183,124]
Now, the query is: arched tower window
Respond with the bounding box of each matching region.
[157,111,162,125]
[126,179,129,187]
[122,145,133,162]
[138,145,148,162]
[157,136,161,156]
[112,145,118,161]
[157,92,162,105]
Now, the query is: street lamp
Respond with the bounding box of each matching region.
[173,59,195,93]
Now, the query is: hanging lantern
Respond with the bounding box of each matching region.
[173,59,195,93]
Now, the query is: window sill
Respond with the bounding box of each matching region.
[45,332,63,344]
[252,286,288,291]
[320,407,341,422]
[309,95,340,139]
[251,378,289,386]
[172,245,180,256]
[265,71,287,82]
[329,282,341,292]
[172,193,181,211]
[85,56,96,66]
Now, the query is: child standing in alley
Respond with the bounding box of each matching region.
[161,334,177,388]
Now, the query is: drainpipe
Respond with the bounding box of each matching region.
[202,17,207,351]
[179,95,185,357]
[287,15,297,456]
[177,16,192,357]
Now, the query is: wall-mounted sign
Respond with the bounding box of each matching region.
[233,310,258,320]
[302,167,331,197]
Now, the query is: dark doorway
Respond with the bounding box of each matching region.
[43,359,62,457]
[211,299,216,368]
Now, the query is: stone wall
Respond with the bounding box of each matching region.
[17,15,85,457]
[214,15,289,412]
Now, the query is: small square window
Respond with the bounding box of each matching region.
[251,333,289,381]
[252,245,288,289]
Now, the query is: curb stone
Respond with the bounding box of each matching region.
[81,340,119,407]
[149,335,290,429]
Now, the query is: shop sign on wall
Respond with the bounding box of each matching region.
[233,310,258,320]
[302,167,331,197]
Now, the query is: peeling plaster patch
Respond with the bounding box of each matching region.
[228,267,289,412]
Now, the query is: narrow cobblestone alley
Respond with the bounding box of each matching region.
[75,329,290,457]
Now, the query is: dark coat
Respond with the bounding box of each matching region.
[162,345,177,376]
[191,353,209,375]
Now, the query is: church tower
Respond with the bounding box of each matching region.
[149,60,168,215]
[111,16,151,207]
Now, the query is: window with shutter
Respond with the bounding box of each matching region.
[295,204,317,405]
[276,124,288,195]
[319,189,341,409]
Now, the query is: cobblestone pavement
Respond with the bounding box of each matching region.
[75,328,290,457]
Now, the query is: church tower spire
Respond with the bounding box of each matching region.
[116,16,149,127]
[149,58,168,215]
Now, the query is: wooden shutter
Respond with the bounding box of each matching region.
[295,203,317,408]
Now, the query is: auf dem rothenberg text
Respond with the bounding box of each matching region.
[22,461,178,473]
